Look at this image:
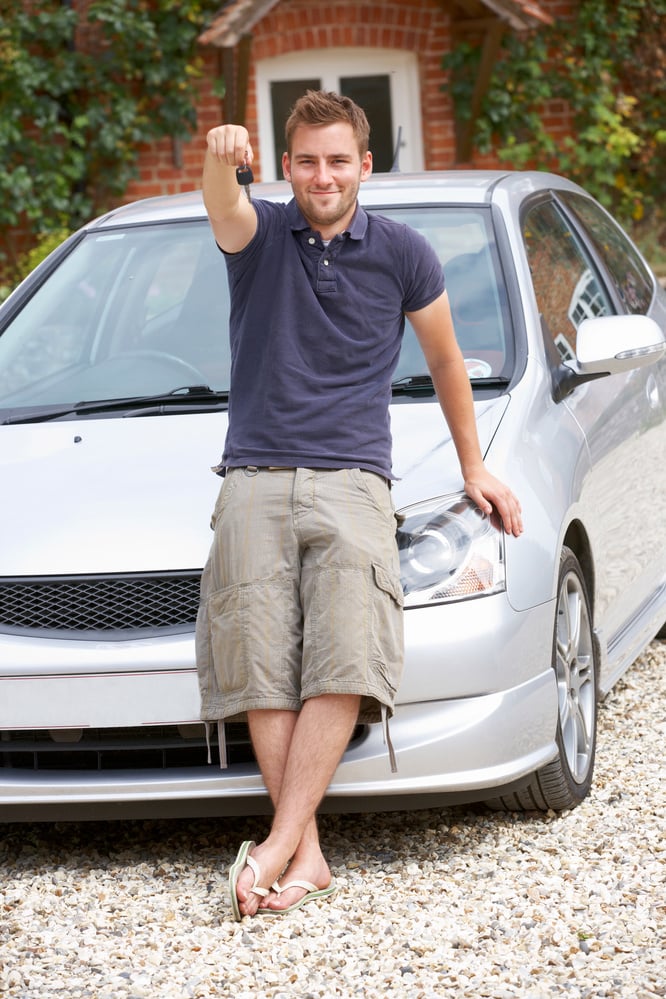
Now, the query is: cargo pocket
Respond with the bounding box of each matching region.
[208,584,251,697]
[372,562,404,609]
[370,562,405,697]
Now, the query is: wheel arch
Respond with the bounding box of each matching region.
[486,542,600,813]
[561,519,595,617]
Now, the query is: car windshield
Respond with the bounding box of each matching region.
[0,207,512,416]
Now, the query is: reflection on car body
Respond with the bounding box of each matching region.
[0,171,664,822]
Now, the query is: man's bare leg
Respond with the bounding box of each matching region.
[240,707,300,909]
[235,693,360,917]
[247,710,331,913]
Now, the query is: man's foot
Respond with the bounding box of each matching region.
[229,841,269,920]
[260,852,333,913]
[234,841,288,918]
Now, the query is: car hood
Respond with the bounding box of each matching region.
[391,396,509,509]
[0,396,509,576]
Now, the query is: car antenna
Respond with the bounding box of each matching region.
[390,126,403,172]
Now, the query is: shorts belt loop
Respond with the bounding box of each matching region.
[381,704,398,774]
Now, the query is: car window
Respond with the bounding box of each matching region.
[381,207,512,381]
[0,235,130,402]
[0,206,512,414]
[558,191,654,315]
[0,223,231,408]
[522,199,614,360]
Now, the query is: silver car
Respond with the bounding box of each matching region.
[1,172,664,821]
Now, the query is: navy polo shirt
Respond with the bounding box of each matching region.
[219,197,445,479]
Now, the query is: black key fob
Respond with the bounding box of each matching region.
[236,163,254,186]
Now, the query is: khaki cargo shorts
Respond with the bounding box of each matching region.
[196,466,404,727]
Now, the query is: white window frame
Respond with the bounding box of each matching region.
[255,47,424,181]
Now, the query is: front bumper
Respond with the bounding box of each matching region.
[0,670,558,820]
[0,597,559,819]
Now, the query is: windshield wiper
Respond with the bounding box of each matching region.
[1,385,229,425]
[469,376,510,388]
[391,374,510,398]
[391,375,434,395]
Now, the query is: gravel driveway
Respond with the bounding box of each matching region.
[1,640,665,999]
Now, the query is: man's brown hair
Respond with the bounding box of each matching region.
[285,90,371,157]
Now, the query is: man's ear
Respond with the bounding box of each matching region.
[361,150,373,181]
[282,152,291,181]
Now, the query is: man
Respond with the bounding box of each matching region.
[197,91,522,919]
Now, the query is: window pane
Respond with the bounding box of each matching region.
[378,207,511,380]
[559,191,654,315]
[0,223,231,407]
[340,75,394,171]
[270,79,321,176]
[0,236,128,400]
[522,200,613,359]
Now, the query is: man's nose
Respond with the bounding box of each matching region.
[314,161,333,184]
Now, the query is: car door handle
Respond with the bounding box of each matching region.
[646,372,660,410]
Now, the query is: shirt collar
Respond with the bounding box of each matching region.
[286,199,369,241]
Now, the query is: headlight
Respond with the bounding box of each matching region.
[397,493,505,607]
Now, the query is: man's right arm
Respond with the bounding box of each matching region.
[203,124,257,253]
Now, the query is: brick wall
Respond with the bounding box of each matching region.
[124,0,574,203]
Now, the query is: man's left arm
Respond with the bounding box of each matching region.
[407,291,523,538]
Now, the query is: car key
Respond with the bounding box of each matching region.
[236,159,253,202]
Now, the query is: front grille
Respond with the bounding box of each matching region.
[0,724,253,771]
[0,724,365,773]
[0,572,201,635]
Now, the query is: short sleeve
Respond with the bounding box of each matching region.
[401,225,446,314]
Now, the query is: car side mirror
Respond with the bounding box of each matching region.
[550,314,665,402]
[575,314,665,374]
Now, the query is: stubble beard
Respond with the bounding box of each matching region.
[299,178,361,233]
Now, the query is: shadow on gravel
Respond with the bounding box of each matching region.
[0,802,551,881]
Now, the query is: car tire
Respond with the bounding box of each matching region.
[486,547,598,813]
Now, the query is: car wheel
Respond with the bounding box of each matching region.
[486,547,598,812]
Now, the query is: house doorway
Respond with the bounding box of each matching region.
[256,48,424,180]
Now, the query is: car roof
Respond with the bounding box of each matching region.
[91,170,586,230]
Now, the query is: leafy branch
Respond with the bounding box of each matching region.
[443,0,666,224]
[0,0,222,275]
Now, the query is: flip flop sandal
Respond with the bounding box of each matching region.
[228,840,270,921]
[258,878,337,915]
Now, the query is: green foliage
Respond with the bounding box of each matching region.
[0,229,71,304]
[442,0,666,223]
[17,228,71,276]
[0,0,221,273]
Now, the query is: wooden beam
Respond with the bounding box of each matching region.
[219,35,252,125]
[455,19,505,162]
[222,46,236,120]
[451,0,480,16]
[449,0,553,33]
[453,17,501,34]
[236,34,252,124]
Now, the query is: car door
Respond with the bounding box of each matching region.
[521,193,664,688]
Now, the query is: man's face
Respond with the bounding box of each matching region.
[282,122,373,238]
